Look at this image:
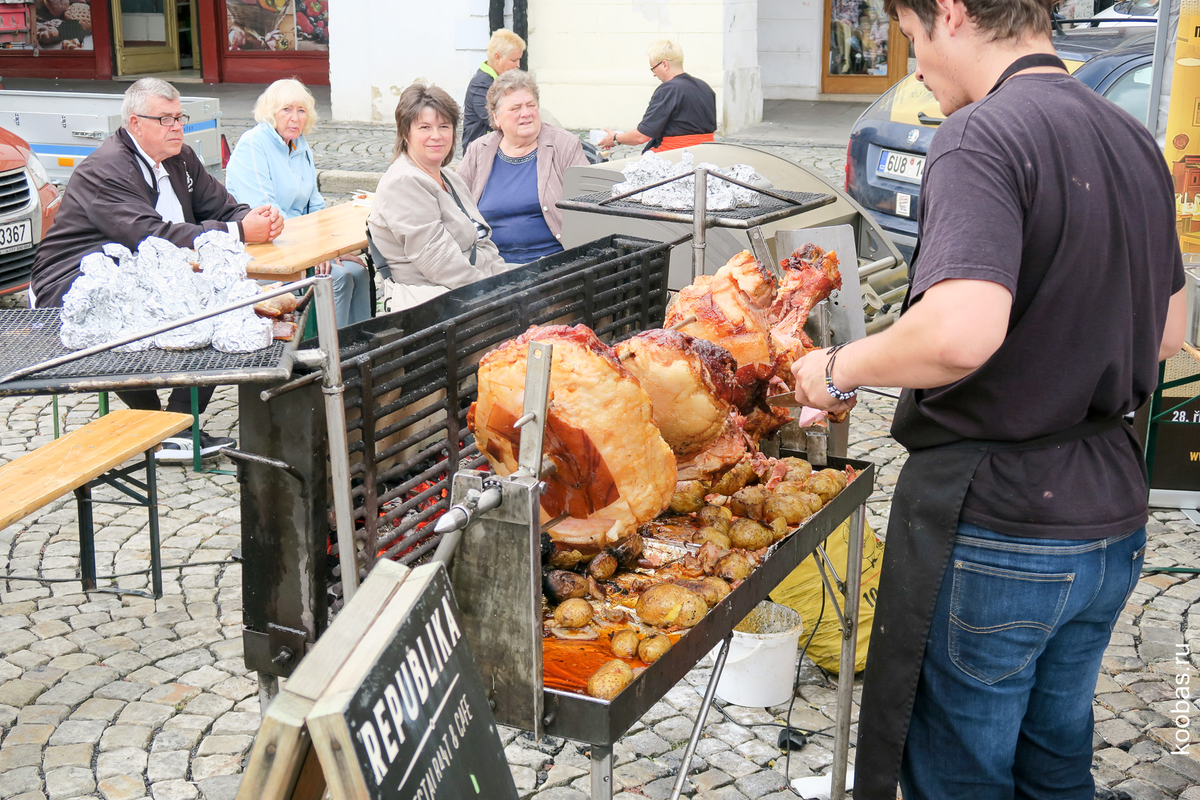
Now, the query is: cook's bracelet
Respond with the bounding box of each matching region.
[825,344,857,401]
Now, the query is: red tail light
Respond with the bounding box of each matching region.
[844,140,854,193]
[220,134,231,169]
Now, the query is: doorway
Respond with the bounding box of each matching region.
[110,0,180,75]
[821,0,909,94]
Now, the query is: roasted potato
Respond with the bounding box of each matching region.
[544,570,589,604]
[692,526,733,549]
[635,583,708,628]
[674,579,723,607]
[772,480,808,496]
[729,518,773,550]
[730,485,771,521]
[805,471,842,504]
[553,597,593,628]
[608,533,644,569]
[697,504,733,534]
[669,481,708,514]
[769,516,789,541]
[587,552,618,581]
[711,458,755,496]
[588,659,634,700]
[819,467,848,491]
[638,633,672,663]
[714,552,753,582]
[547,548,584,570]
[762,493,811,526]
[610,629,640,658]
[700,576,732,604]
[781,457,813,483]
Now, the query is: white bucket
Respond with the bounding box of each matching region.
[711,601,804,707]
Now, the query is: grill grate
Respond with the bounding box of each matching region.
[0,308,294,394]
[0,168,31,216]
[321,234,671,607]
[558,189,835,226]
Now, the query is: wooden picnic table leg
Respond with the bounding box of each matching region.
[75,484,97,592]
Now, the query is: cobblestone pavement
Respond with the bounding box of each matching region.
[1,137,1197,800]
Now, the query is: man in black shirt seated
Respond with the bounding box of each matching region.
[598,40,716,153]
[461,28,525,153]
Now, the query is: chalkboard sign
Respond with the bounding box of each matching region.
[307,563,517,800]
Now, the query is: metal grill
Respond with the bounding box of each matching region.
[557,189,835,228]
[327,234,672,605]
[235,235,672,678]
[0,308,300,395]
[0,167,31,215]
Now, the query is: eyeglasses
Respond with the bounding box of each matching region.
[650,60,665,73]
[135,113,190,127]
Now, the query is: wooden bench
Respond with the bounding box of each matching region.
[0,409,193,599]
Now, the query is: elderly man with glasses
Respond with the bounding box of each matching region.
[31,77,285,462]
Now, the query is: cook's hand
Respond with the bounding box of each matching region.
[242,206,284,243]
[314,260,332,276]
[791,347,857,415]
[600,129,617,149]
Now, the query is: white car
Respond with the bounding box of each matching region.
[1093,0,1158,27]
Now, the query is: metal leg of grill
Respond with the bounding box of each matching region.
[76,484,96,592]
[145,451,163,599]
[590,744,613,800]
[830,502,866,800]
[669,633,732,800]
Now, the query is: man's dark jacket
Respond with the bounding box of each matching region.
[461,66,495,153]
[32,127,250,308]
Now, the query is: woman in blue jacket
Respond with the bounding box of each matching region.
[226,79,371,327]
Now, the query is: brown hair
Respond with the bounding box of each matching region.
[392,82,459,166]
[884,0,1054,41]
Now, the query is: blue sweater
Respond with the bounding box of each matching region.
[225,121,325,220]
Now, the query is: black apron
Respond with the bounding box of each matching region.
[852,52,1108,800]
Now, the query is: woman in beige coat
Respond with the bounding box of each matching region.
[457,70,588,264]
[368,82,508,313]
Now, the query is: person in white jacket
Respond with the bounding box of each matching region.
[368,82,509,313]
[226,79,372,327]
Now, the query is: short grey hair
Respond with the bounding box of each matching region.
[121,78,181,126]
[485,69,540,128]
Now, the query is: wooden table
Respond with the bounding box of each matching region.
[246,203,371,283]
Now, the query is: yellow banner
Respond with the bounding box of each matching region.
[1166,0,1200,254]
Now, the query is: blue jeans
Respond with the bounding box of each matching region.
[901,522,1146,800]
[331,258,372,327]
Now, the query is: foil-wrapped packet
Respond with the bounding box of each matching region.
[611,151,768,211]
[58,232,272,355]
[211,280,273,354]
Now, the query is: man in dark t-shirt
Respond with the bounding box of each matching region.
[599,40,716,153]
[790,0,1185,798]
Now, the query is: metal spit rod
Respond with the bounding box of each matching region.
[692,167,708,282]
[311,276,359,601]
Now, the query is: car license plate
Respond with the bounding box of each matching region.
[0,220,32,256]
[877,150,926,183]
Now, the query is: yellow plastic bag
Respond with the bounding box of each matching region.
[769,519,884,674]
